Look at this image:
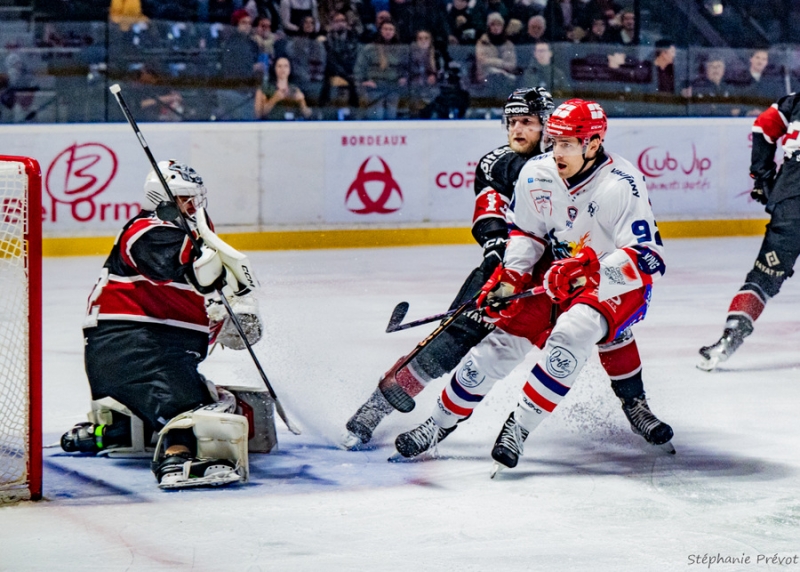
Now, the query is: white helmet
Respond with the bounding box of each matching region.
[142,160,207,213]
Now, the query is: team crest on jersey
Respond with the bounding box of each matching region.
[567,206,578,221]
[531,189,552,215]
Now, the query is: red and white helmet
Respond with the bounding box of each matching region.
[545,99,607,144]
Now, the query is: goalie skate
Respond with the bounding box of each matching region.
[156,455,242,489]
[697,318,753,371]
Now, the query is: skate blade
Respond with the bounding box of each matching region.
[387,450,437,463]
[490,462,504,479]
[338,431,362,451]
[696,356,719,371]
[158,471,242,490]
[657,441,676,455]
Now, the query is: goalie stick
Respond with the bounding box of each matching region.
[386,286,545,332]
[378,286,545,412]
[109,84,301,436]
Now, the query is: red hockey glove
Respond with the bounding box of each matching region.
[543,247,600,303]
[476,265,529,322]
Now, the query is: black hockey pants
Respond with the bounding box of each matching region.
[84,321,214,431]
[745,195,800,298]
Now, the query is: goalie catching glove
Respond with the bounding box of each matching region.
[476,265,530,322]
[542,247,600,303]
[208,294,263,350]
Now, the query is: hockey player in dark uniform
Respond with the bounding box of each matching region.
[699,93,800,370]
[342,88,673,452]
[60,160,263,489]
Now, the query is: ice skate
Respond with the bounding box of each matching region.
[341,388,395,449]
[697,318,753,371]
[620,394,675,454]
[390,417,455,461]
[155,454,241,489]
[490,413,529,477]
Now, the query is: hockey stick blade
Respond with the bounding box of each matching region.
[387,286,546,333]
[386,302,410,333]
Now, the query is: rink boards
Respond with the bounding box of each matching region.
[0,118,770,255]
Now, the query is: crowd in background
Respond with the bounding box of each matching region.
[0,0,795,122]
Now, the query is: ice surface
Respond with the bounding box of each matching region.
[2,237,800,571]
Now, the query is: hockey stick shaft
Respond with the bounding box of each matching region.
[386,286,545,332]
[109,84,301,435]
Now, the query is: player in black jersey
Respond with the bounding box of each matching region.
[699,93,800,370]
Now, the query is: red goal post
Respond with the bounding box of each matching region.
[0,156,42,502]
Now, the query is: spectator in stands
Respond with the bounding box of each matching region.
[652,38,676,94]
[609,9,636,45]
[319,0,365,37]
[251,15,282,62]
[126,65,185,122]
[408,29,442,116]
[687,53,739,116]
[581,16,613,43]
[521,40,570,93]
[280,0,320,35]
[513,15,548,44]
[361,9,392,42]
[504,18,525,44]
[419,61,470,118]
[319,11,360,114]
[447,0,482,45]
[212,9,263,121]
[255,56,313,119]
[286,15,327,100]
[475,12,518,97]
[738,49,785,110]
[354,19,409,119]
[221,10,264,83]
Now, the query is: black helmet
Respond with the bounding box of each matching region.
[503,87,555,126]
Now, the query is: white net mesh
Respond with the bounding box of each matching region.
[0,160,32,503]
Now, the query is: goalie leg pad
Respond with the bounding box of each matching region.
[152,405,249,489]
[90,398,151,457]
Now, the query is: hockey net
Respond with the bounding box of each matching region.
[0,156,42,503]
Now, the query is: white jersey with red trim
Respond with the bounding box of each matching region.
[506,150,666,300]
[84,210,210,333]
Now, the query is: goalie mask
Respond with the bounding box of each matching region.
[143,160,207,220]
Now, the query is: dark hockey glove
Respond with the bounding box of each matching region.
[543,247,600,303]
[750,176,773,205]
[482,237,507,263]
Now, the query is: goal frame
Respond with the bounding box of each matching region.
[0,155,42,501]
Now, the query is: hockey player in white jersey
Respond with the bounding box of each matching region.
[392,99,674,471]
